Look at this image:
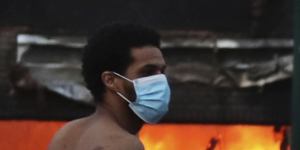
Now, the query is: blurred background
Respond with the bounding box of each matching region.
[0,0,296,150]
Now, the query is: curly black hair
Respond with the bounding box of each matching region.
[81,23,160,102]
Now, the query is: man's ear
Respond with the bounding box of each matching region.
[101,71,118,91]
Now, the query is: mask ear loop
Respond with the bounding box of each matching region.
[112,72,134,103]
[116,92,132,103]
[112,72,133,83]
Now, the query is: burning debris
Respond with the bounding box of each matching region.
[140,124,290,150]
[206,137,220,150]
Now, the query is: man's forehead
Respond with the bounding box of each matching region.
[130,46,165,63]
[125,46,166,74]
[131,46,163,58]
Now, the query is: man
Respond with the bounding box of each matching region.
[49,23,171,150]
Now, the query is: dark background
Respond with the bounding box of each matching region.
[0,0,293,124]
[0,0,292,37]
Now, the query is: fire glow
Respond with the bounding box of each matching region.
[139,124,289,150]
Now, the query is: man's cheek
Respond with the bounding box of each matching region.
[125,83,136,101]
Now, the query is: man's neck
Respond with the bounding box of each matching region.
[94,93,144,135]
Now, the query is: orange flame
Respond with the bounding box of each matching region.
[139,124,289,150]
[0,121,289,150]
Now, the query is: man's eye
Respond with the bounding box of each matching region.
[140,72,155,77]
[139,70,156,77]
[141,69,165,77]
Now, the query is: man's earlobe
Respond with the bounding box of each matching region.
[101,71,117,90]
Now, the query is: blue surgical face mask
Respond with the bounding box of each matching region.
[113,72,171,124]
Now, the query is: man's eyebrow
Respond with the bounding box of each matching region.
[141,64,166,69]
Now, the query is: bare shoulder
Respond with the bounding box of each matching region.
[75,126,144,150]
[109,134,144,150]
[48,118,87,150]
[88,134,144,150]
[48,116,144,150]
[125,135,145,150]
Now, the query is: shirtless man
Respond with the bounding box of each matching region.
[48,23,171,150]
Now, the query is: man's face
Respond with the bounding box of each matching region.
[118,46,167,101]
